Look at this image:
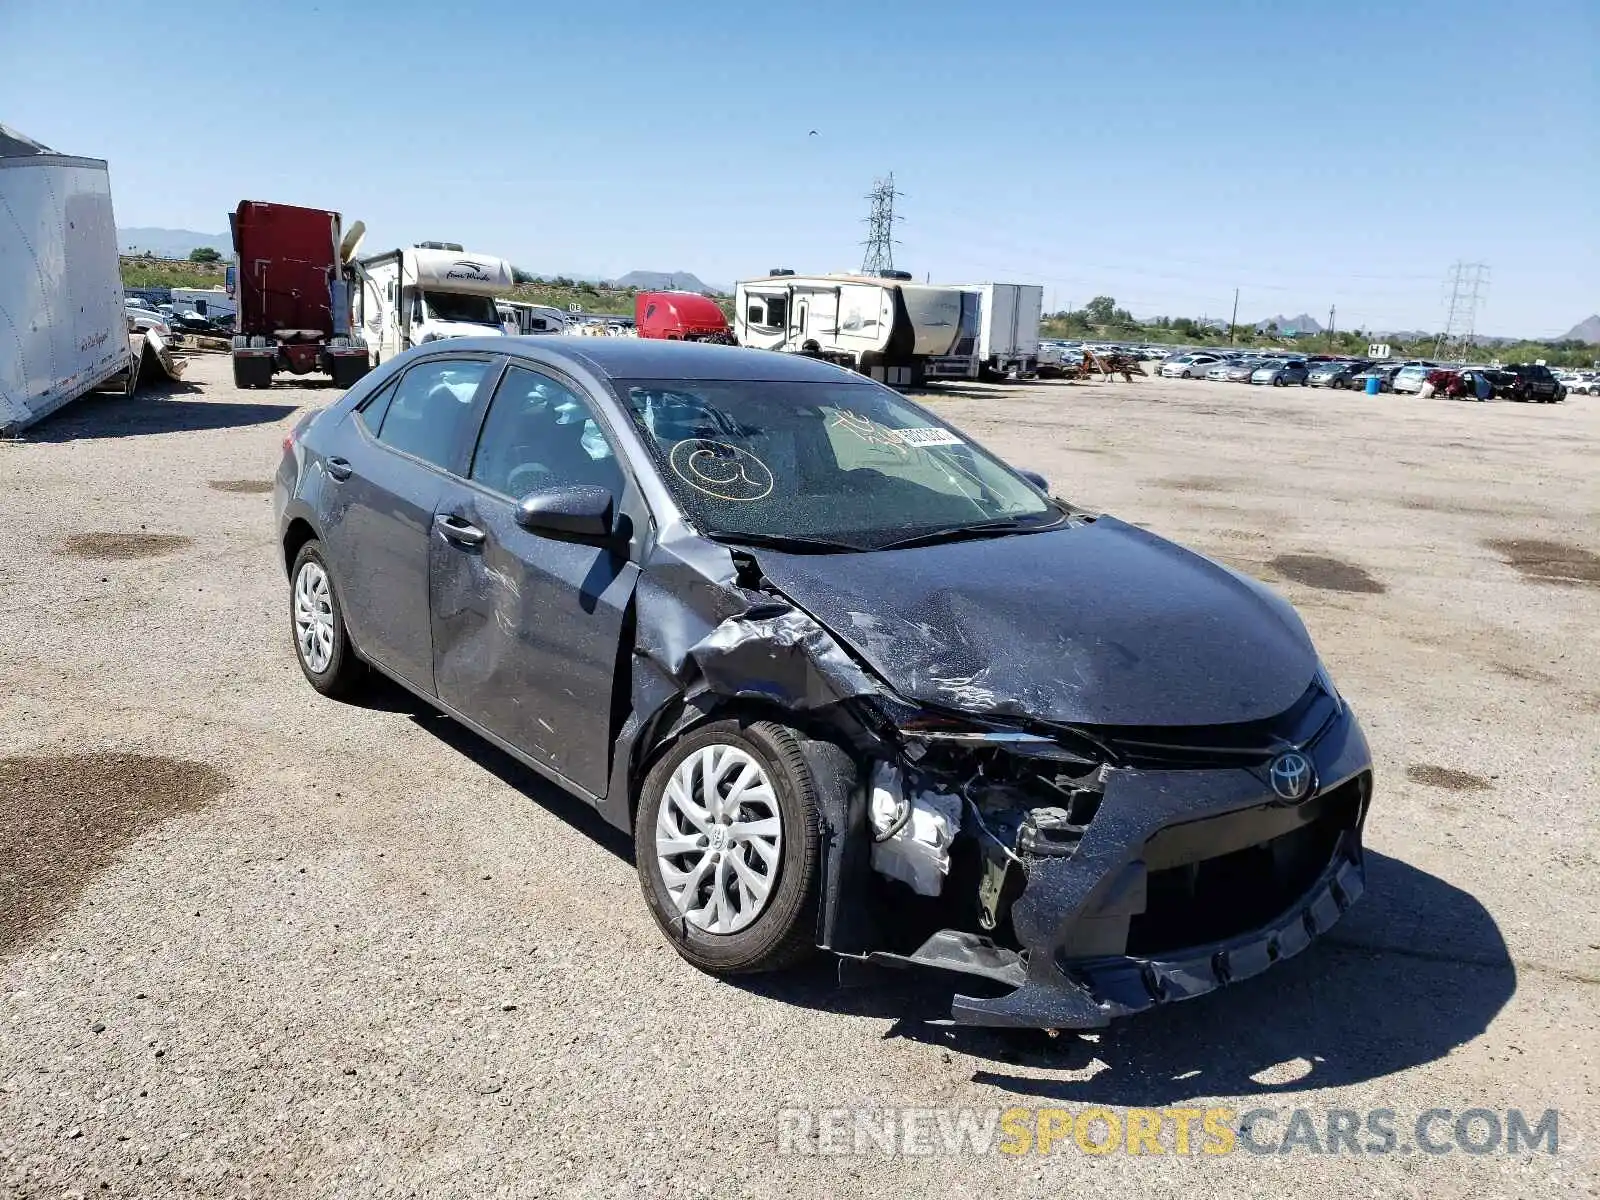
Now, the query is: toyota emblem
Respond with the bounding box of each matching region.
[1268,751,1316,803]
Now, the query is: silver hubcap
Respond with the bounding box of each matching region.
[655,745,783,934]
[293,561,335,674]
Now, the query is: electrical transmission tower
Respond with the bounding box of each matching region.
[860,173,902,275]
[1435,262,1490,360]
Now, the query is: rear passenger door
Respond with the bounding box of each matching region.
[322,354,496,692]
[429,361,642,799]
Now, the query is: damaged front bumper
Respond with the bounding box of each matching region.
[855,701,1373,1030]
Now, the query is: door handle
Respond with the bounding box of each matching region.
[325,456,353,481]
[435,514,486,547]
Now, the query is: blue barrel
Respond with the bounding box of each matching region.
[1365,374,1381,395]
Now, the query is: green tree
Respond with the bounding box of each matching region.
[188,247,222,263]
[1084,296,1118,326]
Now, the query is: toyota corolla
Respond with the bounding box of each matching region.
[274,338,1372,1030]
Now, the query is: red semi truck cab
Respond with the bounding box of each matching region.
[228,200,371,389]
[634,291,731,342]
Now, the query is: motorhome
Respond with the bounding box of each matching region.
[353,242,514,363]
[733,271,979,387]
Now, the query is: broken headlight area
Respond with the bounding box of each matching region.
[858,724,1110,946]
[841,689,1372,1030]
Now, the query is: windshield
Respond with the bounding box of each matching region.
[421,290,501,326]
[619,379,1058,551]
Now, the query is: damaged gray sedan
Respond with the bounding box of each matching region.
[274,338,1372,1030]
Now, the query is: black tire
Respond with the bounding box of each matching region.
[636,719,823,975]
[288,540,365,700]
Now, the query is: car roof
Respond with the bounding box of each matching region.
[415,335,866,384]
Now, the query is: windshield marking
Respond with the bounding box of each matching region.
[669,438,775,501]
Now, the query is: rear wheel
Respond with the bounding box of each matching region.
[289,541,365,699]
[636,720,823,975]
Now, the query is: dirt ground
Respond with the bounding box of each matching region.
[1,354,1596,1197]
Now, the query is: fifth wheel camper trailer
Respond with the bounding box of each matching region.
[733,271,979,387]
[353,243,514,363]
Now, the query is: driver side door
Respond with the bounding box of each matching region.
[429,361,642,800]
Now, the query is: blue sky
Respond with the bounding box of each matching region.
[3,0,1595,336]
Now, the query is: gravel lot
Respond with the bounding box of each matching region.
[2,353,1597,1197]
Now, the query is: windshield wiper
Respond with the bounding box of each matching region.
[876,516,1059,552]
[707,531,860,554]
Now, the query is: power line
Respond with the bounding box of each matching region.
[1436,262,1490,360]
[861,173,901,275]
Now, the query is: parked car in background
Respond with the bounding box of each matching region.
[124,306,171,337]
[1204,360,1235,381]
[271,336,1373,1031]
[1307,360,1371,389]
[1349,363,1403,393]
[1224,358,1264,382]
[1500,363,1564,403]
[1553,370,1597,396]
[1477,368,1515,398]
[1391,365,1431,394]
[1160,353,1223,379]
[1250,359,1310,386]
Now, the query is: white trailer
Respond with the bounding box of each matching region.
[960,282,1043,381]
[169,286,236,320]
[353,243,513,363]
[496,299,570,335]
[733,271,979,387]
[0,129,130,434]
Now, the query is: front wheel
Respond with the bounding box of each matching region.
[636,720,823,975]
[289,541,365,699]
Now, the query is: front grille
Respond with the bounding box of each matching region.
[1081,682,1341,769]
[1124,775,1365,956]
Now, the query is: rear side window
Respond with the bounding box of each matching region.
[355,376,401,434]
[376,359,491,469]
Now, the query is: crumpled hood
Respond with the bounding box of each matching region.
[749,515,1319,727]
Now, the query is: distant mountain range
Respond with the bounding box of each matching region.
[611,270,722,295]
[1254,313,1323,334]
[118,227,232,258]
[1558,314,1600,344]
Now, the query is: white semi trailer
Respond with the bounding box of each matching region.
[0,126,130,434]
[733,270,979,387]
[353,243,514,364]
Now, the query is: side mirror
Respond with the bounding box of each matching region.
[1019,469,1049,493]
[514,484,618,544]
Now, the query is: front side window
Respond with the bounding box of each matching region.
[375,358,490,469]
[620,379,1058,551]
[470,365,622,499]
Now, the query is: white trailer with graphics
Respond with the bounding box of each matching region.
[733,270,979,388]
[0,127,130,434]
[353,242,514,364]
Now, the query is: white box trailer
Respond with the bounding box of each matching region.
[354,243,513,364]
[0,128,130,434]
[960,282,1043,380]
[733,271,979,387]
